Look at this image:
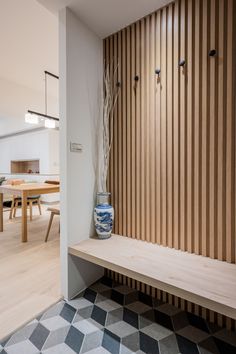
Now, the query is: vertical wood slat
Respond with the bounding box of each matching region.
[217,0,224,261]
[173,0,179,250]
[167,4,173,248]
[209,0,217,259]
[155,10,162,245]
[161,7,167,246]
[135,21,141,240]
[179,0,186,251]
[104,0,235,328]
[150,13,156,244]
[126,27,131,237]
[145,17,151,242]
[201,0,208,257]
[131,24,136,239]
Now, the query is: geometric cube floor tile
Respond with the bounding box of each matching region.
[1,276,236,354]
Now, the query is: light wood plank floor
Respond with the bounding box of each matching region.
[0,204,61,341]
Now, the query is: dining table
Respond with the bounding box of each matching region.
[0,183,60,242]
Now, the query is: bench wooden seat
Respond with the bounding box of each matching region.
[69,234,236,319]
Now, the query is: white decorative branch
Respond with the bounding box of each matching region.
[98,62,120,193]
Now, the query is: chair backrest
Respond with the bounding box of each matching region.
[44,180,60,185]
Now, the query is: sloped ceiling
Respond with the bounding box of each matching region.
[37,0,171,38]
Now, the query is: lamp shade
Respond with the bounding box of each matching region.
[45,119,56,129]
[25,112,39,124]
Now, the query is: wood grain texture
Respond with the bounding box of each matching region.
[104,0,235,328]
[69,235,236,319]
[0,205,61,341]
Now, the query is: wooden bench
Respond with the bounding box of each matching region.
[69,234,236,319]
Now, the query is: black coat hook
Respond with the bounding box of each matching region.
[134,75,139,81]
[209,49,217,57]
[179,59,186,67]
[116,81,121,88]
[155,68,161,77]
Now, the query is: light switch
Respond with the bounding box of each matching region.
[70,142,83,152]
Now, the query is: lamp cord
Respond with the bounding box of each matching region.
[45,72,48,116]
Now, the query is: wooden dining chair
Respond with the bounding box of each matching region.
[45,206,60,242]
[9,195,42,221]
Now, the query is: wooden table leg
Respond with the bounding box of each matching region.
[0,193,3,232]
[21,192,28,242]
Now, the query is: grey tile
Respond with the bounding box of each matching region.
[68,298,92,311]
[102,329,120,354]
[40,302,65,321]
[73,318,103,334]
[29,323,50,350]
[41,315,70,331]
[73,305,94,323]
[198,337,220,354]
[159,334,180,354]
[213,328,236,346]
[86,346,110,354]
[122,332,140,352]
[140,331,160,354]
[91,305,107,326]
[4,340,39,354]
[141,323,173,341]
[176,325,210,344]
[106,307,123,326]
[42,343,76,354]
[89,282,111,293]
[95,290,112,304]
[125,301,151,315]
[65,326,84,354]
[80,330,103,353]
[106,321,138,338]
[97,299,122,312]
[5,322,38,347]
[156,304,182,316]
[42,325,70,350]
[60,303,76,323]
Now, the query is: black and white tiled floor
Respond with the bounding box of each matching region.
[1,277,236,354]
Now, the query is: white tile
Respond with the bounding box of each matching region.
[41,316,70,331]
[140,323,173,341]
[5,340,39,354]
[73,319,102,334]
[42,343,76,354]
[86,347,110,354]
[67,298,93,310]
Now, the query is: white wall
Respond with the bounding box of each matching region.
[0,129,59,175]
[59,8,103,299]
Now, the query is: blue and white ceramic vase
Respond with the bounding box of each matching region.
[94,192,114,239]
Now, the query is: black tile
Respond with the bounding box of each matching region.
[91,305,107,326]
[65,326,84,354]
[102,328,120,354]
[214,337,236,354]
[155,309,174,331]
[84,288,97,303]
[60,303,76,323]
[101,276,114,288]
[198,337,220,354]
[176,334,199,354]
[139,291,163,308]
[140,331,159,354]
[111,288,138,306]
[111,289,125,305]
[29,323,50,350]
[123,308,139,329]
[187,312,210,333]
[172,312,189,331]
[142,309,155,323]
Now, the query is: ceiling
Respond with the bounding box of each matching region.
[0,0,58,95]
[37,0,171,38]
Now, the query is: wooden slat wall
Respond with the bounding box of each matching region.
[104,0,236,328]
